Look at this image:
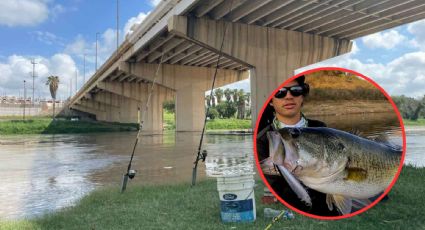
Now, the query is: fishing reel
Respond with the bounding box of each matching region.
[198,150,208,162]
[120,169,137,193]
[191,150,208,186]
[128,169,137,179]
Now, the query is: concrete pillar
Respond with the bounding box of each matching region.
[80,80,174,131]
[168,16,352,126]
[175,84,205,132]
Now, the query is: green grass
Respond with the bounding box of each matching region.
[163,111,251,130]
[2,166,423,230]
[163,111,175,130]
[0,118,138,135]
[206,118,251,130]
[0,115,51,120]
[403,118,425,126]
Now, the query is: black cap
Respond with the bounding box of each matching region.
[294,75,306,86]
[294,75,309,96]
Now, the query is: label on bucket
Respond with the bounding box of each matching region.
[223,193,237,200]
[220,199,254,222]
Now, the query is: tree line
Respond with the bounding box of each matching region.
[392,95,425,120]
[205,88,251,120]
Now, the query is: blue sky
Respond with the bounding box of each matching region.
[1,0,425,100]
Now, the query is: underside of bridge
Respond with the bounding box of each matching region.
[69,0,425,132]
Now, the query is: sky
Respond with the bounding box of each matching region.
[1,0,425,100]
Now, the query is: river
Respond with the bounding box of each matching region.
[0,113,423,219]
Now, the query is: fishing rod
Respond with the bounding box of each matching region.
[191,0,235,186]
[121,54,164,193]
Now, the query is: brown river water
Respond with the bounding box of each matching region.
[0,113,423,219]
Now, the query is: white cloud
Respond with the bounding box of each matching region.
[63,29,119,76]
[362,30,407,50]
[31,31,64,46]
[65,8,151,69]
[124,11,149,36]
[0,0,49,27]
[64,35,87,55]
[297,51,425,98]
[150,0,163,6]
[407,19,425,50]
[50,4,66,20]
[351,40,359,54]
[0,54,78,100]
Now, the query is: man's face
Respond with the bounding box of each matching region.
[270,80,304,120]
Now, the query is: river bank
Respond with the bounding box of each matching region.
[303,100,394,116]
[1,165,423,230]
[0,118,138,135]
[404,119,425,126]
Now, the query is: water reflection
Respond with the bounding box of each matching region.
[0,132,253,219]
[405,127,425,167]
[0,134,120,219]
[310,112,401,136]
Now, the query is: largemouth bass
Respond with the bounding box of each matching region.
[266,127,402,214]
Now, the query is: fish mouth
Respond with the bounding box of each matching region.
[280,136,299,174]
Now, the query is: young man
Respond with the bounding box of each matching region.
[256,75,339,216]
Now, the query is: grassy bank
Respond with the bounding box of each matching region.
[403,118,425,126]
[0,118,138,135]
[206,118,251,130]
[164,111,251,130]
[2,166,424,229]
[163,111,175,130]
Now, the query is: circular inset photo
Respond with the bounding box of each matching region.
[254,67,406,220]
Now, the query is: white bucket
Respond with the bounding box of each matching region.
[217,174,256,223]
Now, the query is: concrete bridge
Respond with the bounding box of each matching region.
[69,0,425,132]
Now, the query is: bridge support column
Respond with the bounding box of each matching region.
[168,16,353,127]
[175,84,205,132]
[93,81,174,131]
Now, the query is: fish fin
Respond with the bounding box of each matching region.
[373,133,389,143]
[372,134,402,150]
[350,129,365,138]
[275,164,312,206]
[330,194,352,215]
[326,194,334,211]
[345,167,368,182]
[352,198,371,210]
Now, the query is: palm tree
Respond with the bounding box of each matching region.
[237,89,246,119]
[224,88,232,102]
[245,92,251,106]
[245,92,251,118]
[232,89,238,103]
[205,95,211,108]
[46,76,59,120]
[214,88,224,104]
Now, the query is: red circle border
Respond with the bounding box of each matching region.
[252,66,407,220]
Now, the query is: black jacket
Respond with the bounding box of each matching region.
[256,118,340,216]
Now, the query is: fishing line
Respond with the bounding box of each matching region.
[121,54,165,193]
[191,0,236,186]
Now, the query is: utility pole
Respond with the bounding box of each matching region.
[116,0,120,51]
[75,69,78,94]
[96,32,100,71]
[31,59,37,105]
[83,53,86,84]
[23,80,26,120]
[70,78,72,98]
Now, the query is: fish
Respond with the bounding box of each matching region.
[267,127,402,215]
